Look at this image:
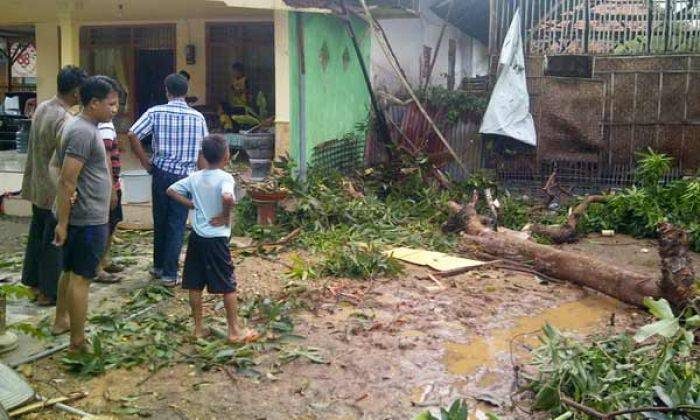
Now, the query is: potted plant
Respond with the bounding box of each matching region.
[219,91,276,181]
[243,161,291,226]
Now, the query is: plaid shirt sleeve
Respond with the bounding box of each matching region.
[195,115,208,154]
[202,117,209,137]
[129,110,153,141]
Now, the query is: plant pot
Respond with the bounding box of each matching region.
[249,190,288,202]
[249,189,287,226]
[239,132,274,180]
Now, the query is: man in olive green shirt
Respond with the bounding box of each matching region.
[20,66,87,305]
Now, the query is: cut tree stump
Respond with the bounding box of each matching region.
[445,192,695,309]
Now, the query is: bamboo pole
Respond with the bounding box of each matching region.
[357,0,466,171]
[423,0,455,91]
[337,0,392,148]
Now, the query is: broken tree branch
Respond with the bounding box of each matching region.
[444,192,696,308]
[484,188,500,227]
[561,396,700,419]
[232,227,302,251]
[542,171,572,205]
[658,222,697,307]
[530,195,608,244]
[8,392,88,417]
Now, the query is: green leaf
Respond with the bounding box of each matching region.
[685,315,700,328]
[654,385,674,407]
[533,382,560,410]
[554,413,573,420]
[0,283,34,299]
[634,318,680,343]
[644,298,675,320]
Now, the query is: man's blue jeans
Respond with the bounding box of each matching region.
[151,166,188,280]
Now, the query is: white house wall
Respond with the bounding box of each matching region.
[371,1,489,93]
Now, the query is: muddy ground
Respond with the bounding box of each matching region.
[2,216,697,419]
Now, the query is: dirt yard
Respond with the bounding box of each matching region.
[2,217,695,419]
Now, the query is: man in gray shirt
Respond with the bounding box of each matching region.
[51,76,119,354]
[21,66,86,306]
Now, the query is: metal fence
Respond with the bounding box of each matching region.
[494,0,700,55]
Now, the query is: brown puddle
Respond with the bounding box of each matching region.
[443,296,622,376]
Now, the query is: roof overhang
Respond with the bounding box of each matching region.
[432,0,490,44]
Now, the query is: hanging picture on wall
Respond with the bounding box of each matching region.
[11,42,37,78]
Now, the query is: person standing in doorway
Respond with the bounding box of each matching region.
[21,66,87,306]
[51,76,119,353]
[128,73,209,287]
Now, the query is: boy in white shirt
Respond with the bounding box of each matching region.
[167,135,254,343]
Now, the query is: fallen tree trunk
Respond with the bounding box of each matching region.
[446,192,695,309]
[530,195,608,244]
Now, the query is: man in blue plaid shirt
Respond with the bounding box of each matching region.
[128,73,209,286]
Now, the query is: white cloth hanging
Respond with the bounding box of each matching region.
[479,8,537,146]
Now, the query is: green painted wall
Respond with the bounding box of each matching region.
[288,12,371,168]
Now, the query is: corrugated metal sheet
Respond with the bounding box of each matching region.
[442,120,483,181]
[381,104,483,181]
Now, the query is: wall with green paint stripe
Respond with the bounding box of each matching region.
[288,12,371,168]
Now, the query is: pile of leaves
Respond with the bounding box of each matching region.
[61,285,189,376]
[234,161,469,280]
[579,149,700,251]
[61,283,321,379]
[526,298,700,419]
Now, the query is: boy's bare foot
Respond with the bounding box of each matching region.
[51,319,70,336]
[193,327,212,340]
[36,293,56,307]
[94,270,122,284]
[227,329,260,344]
[103,263,124,274]
[67,341,92,357]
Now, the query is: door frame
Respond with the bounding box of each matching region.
[80,24,176,124]
[134,48,176,116]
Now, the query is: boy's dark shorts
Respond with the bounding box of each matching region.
[63,224,109,279]
[108,190,123,234]
[182,231,237,294]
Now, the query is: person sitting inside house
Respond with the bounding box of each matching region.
[166,134,257,343]
[227,62,250,111]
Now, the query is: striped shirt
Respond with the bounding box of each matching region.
[129,98,209,176]
[98,122,121,191]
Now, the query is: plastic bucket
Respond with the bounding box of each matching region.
[121,170,152,203]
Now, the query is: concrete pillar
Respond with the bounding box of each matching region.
[35,22,60,103]
[58,14,80,67]
[176,19,207,106]
[274,9,291,157]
